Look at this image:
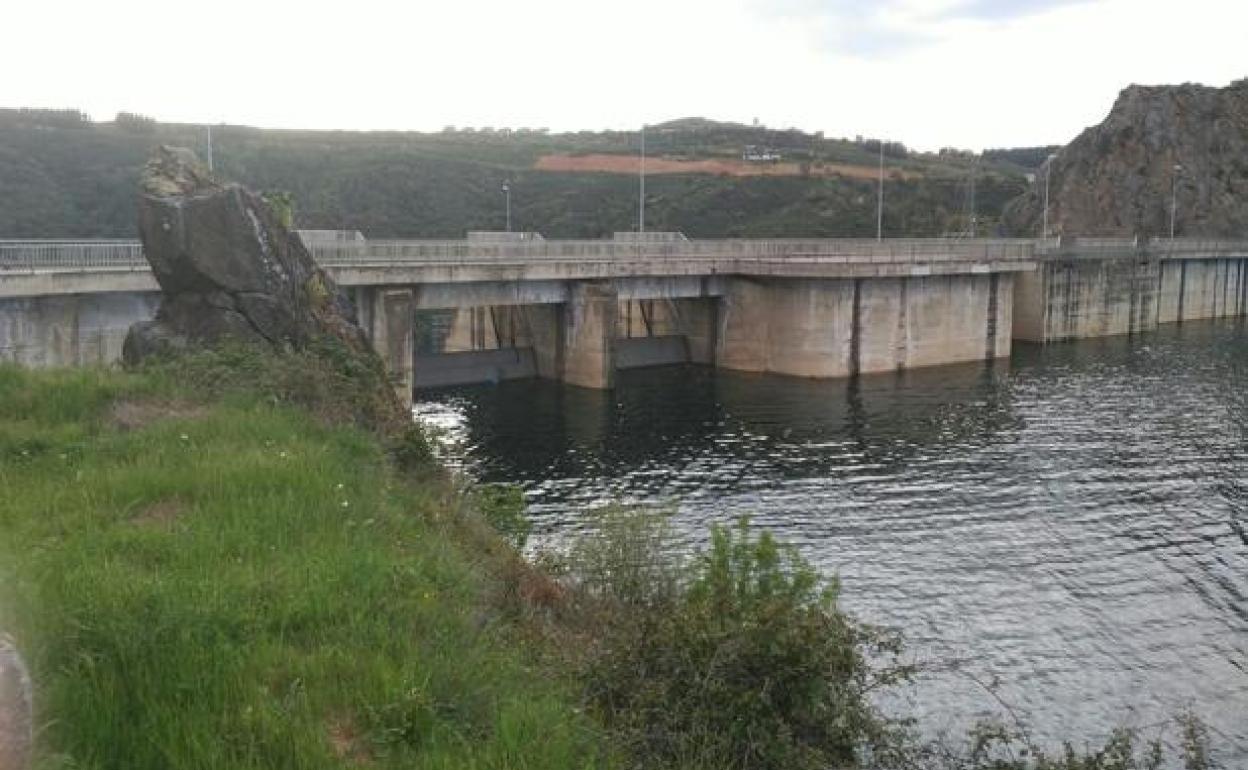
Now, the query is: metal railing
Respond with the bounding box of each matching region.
[0,237,1038,272]
[310,237,1037,265]
[5,235,1246,274]
[1035,236,1248,260]
[0,240,146,270]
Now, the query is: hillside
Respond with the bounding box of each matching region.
[0,109,1030,239]
[1003,79,1248,237]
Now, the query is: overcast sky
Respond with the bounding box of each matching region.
[3,0,1243,150]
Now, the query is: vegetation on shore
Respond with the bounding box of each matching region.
[0,362,606,769]
[0,351,1222,768]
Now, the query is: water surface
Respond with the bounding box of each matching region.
[414,320,1248,759]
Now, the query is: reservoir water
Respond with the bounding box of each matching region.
[413,319,1248,760]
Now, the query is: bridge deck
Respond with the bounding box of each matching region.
[2,237,1246,300]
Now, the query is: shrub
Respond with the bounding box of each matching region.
[573,515,910,770]
[141,339,404,435]
[390,424,436,473]
[472,484,531,549]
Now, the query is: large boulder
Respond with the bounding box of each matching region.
[1003,79,1248,237]
[0,635,32,770]
[125,147,367,358]
[122,147,405,428]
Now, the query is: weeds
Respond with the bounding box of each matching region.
[0,364,605,770]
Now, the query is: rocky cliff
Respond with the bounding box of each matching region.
[1004,79,1248,238]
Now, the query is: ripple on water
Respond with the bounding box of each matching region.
[413,319,1248,763]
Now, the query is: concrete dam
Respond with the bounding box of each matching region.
[2,234,1246,404]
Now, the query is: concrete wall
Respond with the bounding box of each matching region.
[716,275,1008,378]
[413,349,537,389]
[1014,256,1248,342]
[1013,258,1160,342]
[0,292,159,367]
[368,288,415,407]
[671,298,718,365]
[561,282,617,389]
[615,336,689,369]
[1157,258,1248,324]
[0,271,1021,394]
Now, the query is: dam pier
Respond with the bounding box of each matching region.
[2,233,1247,404]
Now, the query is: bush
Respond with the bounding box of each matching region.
[141,339,404,435]
[573,515,910,770]
[390,424,436,473]
[471,484,531,549]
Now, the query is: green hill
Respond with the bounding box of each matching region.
[0,108,1032,239]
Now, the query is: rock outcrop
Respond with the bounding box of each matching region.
[0,635,32,770]
[125,147,363,360]
[122,147,405,427]
[1003,79,1248,238]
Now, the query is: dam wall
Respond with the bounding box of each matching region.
[0,291,159,367]
[1013,254,1248,342]
[1156,257,1248,324]
[0,236,1041,389]
[716,274,1011,378]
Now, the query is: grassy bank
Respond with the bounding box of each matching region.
[0,365,606,769]
[0,361,1221,769]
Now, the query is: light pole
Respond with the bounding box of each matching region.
[875,139,884,241]
[1169,163,1182,240]
[639,124,646,234]
[205,124,214,172]
[502,181,511,232]
[1041,152,1057,241]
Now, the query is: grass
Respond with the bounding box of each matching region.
[0,363,1222,770]
[0,365,607,769]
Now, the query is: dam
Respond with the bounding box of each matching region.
[2,234,1247,403]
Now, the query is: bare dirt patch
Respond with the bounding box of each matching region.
[534,153,920,181]
[327,716,373,765]
[130,498,188,530]
[109,399,208,432]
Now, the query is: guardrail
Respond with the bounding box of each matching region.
[4,236,1246,274]
[311,237,1038,265]
[1,237,1037,272]
[1036,237,1248,259]
[0,240,146,270]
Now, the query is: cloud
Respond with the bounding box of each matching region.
[949,0,1093,21]
[753,0,1099,57]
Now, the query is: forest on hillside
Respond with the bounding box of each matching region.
[0,109,1039,239]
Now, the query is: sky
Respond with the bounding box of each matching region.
[2,0,1244,151]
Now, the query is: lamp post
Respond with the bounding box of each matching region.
[1041,152,1058,241]
[1170,163,1182,240]
[502,181,511,232]
[875,139,884,241]
[205,124,214,172]
[639,124,646,234]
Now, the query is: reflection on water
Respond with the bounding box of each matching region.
[414,320,1248,760]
